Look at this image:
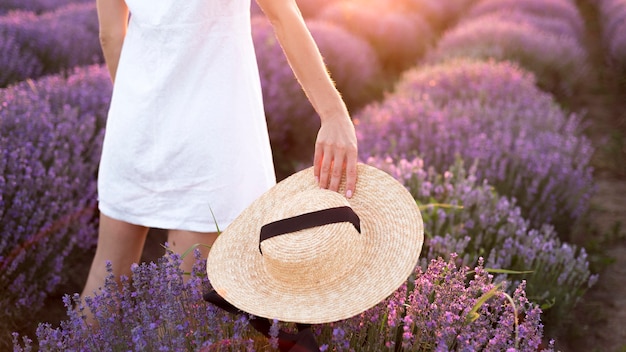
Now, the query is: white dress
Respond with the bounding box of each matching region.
[98,0,276,232]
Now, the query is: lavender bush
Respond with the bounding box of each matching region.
[0,0,90,15]
[0,65,110,348]
[0,2,101,87]
[251,16,382,177]
[464,9,584,46]
[367,156,595,332]
[317,2,435,74]
[322,255,554,351]
[607,24,626,78]
[356,59,594,236]
[13,250,554,351]
[426,15,589,96]
[306,19,384,110]
[13,251,258,352]
[396,0,477,31]
[597,0,626,74]
[0,31,43,87]
[598,0,626,52]
[394,58,542,105]
[467,0,585,41]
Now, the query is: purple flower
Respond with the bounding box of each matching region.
[464,9,584,44]
[0,32,43,87]
[467,0,585,40]
[367,155,594,331]
[426,14,589,96]
[597,0,626,71]
[359,59,594,236]
[1,65,110,340]
[13,250,275,350]
[320,256,554,351]
[0,3,101,87]
[0,0,91,15]
[269,319,280,349]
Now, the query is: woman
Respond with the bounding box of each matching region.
[81,0,358,310]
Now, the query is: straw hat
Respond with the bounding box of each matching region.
[206,163,424,324]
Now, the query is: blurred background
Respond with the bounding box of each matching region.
[1,0,625,350]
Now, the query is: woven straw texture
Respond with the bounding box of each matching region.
[206,163,424,324]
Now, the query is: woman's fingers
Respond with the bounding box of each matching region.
[313,142,324,185]
[327,149,345,193]
[314,141,358,198]
[343,150,358,198]
[314,115,358,198]
[316,147,331,189]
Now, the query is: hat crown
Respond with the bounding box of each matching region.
[260,190,364,288]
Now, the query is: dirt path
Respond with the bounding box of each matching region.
[555,1,626,351]
[560,181,626,352]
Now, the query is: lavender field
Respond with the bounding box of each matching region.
[2,0,626,351]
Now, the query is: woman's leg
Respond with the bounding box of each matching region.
[167,230,218,279]
[81,213,149,300]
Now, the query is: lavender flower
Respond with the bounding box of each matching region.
[596,0,626,73]
[607,20,626,72]
[0,0,90,15]
[318,255,555,351]
[0,3,101,87]
[13,250,264,351]
[598,0,626,47]
[358,59,594,236]
[1,65,110,347]
[0,32,43,87]
[426,14,590,96]
[464,9,584,45]
[14,251,553,351]
[367,155,594,332]
[467,0,585,41]
[394,58,540,105]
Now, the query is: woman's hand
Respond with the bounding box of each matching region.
[256,0,359,197]
[314,115,358,198]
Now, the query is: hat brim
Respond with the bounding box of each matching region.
[206,163,424,324]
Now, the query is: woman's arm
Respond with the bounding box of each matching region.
[255,0,358,198]
[96,0,129,83]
